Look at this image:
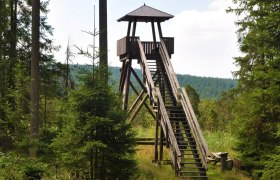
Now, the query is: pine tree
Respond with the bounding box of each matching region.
[228,0,280,177]
[52,69,136,179]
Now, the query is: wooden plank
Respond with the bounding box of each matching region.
[129,81,156,120]
[122,59,132,110]
[128,93,149,123]
[128,90,145,117]
[130,66,146,92]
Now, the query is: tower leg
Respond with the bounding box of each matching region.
[159,127,164,161]
[122,59,132,110]
[154,117,159,162]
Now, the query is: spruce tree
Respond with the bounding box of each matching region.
[228,0,280,177]
[52,69,136,179]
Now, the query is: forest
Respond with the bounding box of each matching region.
[74,65,237,99]
[0,0,279,179]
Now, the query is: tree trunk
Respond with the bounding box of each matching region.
[30,0,40,157]
[8,0,17,109]
[99,0,108,83]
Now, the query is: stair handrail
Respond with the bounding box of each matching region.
[137,38,182,168]
[159,38,210,170]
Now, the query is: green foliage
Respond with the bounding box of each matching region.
[72,65,237,100]
[177,74,237,99]
[261,146,280,180]
[185,84,200,117]
[0,152,50,179]
[204,131,237,156]
[228,0,280,177]
[51,69,137,179]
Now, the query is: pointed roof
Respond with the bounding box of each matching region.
[117,4,174,22]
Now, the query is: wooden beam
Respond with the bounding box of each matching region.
[128,90,145,117]
[154,117,159,162]
[130,66,146,92]
[122,59,132,110]
[159,127,164,161]
[119,61,127,92]
[151,21,157,48]
[157,21,163,38]
[132,20,137,36]
[129,81,156,120]
[128,94,148,123]
[127,21,132,36]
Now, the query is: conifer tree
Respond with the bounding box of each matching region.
[228,0,280,177]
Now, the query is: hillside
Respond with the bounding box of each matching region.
[70,65,237,99]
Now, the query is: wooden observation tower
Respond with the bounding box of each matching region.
[117,4,210,179]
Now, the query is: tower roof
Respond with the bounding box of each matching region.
[117,4,174,22]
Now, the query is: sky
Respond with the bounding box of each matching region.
[48,0,240,78]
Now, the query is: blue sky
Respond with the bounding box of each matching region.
[48,0,239,78]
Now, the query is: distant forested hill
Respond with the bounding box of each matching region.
[70,65,237,99]
[176,74,237,99]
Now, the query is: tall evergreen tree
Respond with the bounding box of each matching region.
[228,0,280,177]
[51,69,136,179]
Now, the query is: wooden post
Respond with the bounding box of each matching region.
[221,152,228,172]
[122,59,132,110]
[157,21,163,38]
[159,127,164,161]
[154,115,159,162]
[127,21,132,36]
[119,61,126,92]
[151,21,157,48]
[132,20,137,36]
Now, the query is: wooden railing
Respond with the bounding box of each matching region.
[162,37,174,55]
[117,36,174,57]
[137,38,182,170]
[159,38,210,170]
[141,41,159,55]
[117,36,139,56]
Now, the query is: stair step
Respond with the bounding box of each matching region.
[178,175,207,179]
[180,148,198,151]
[181,158,201,161]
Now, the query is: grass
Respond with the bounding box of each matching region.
[135,145,251,180]
[134,127,251,179]
[204,130,238,157]
[135,145,177,180]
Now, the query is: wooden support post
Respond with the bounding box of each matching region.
[119,61,127,92]
[128,90,145,116]
[157,21,163,38]
[130,66,146,91]
[132,20,137,36]
[151,21,157,48]
[154,116,159,162]
[128,94,149,122]
[221,152,229,172]
[159,127,164,161]
[123,59,132,110]
[129,66,156,120]
[129,81,156,120]
[127,21,132,36]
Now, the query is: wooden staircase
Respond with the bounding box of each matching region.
[134,38,209,179]
[148,58,207,179]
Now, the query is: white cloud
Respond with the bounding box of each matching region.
[161,0,240,78]
[49,0,240,78]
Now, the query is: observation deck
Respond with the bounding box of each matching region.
[117,36,174,61]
